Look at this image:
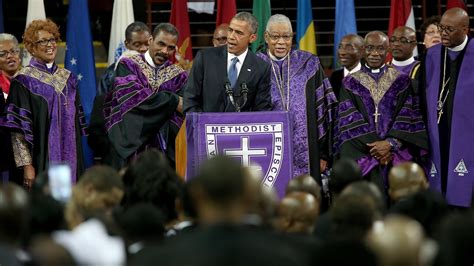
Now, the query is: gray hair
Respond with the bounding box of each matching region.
[0,33,19,46]
[233,12,258,34]
[266,14,293,32]
[364,31,388,43]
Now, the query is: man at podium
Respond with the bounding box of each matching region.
[183,12,272,113]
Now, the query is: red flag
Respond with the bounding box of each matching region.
[388,0,415,37]
[170,0,193,69]
[216,0,236,26]
[446,0,467,11]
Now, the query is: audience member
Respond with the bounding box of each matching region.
[389,190,449,237]
[274,191,319,234]
[433,210,474,266]
[131,156,304,266]
[53,165,125,266]
[367,215,430,266]
[0,183,28,265]
[388,162,429,203]
[121,149,181,226]
[286,173,321,203]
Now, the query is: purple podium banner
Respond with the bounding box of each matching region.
[185,111,293,197]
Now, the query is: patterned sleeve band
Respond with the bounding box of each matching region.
[11,132,32,167]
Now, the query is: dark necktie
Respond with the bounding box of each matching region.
[228,57,239,89]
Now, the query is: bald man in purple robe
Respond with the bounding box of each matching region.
[421,8,473,207]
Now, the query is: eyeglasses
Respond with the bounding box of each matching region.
[365,46,386,54]
[0,48,20,58]
[266,33,293,41]
[337,44,358,52]
[437,24,456,33]
[34,38,57,47]
[389,37,416,44]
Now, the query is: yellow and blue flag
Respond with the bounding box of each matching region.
[65,0,97,167]
[296,0,316,55]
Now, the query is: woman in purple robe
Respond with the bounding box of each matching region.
[0,19,86,189]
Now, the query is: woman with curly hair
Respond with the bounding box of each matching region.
[0,19,86,190]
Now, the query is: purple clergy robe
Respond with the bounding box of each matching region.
[424,41,474,207]
[0,57,85,182]
[257,50,337,178]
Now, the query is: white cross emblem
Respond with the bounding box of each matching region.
[224,137,266,166]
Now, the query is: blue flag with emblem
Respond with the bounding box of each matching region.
[334,0,357,68]
[65,0,96,168]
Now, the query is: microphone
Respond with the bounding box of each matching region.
[224,80,233,96]
[225,80,238,111]
[240,82,249,109]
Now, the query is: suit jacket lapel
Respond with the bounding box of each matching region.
[236,50,254,89]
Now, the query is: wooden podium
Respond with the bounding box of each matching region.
[174,111,293,197]
[175,120,187,179]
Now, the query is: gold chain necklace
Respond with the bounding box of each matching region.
[269,51,290,111]
[437,48,451,124]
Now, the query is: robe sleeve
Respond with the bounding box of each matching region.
[104,59,180,160]
[11,132,32,167]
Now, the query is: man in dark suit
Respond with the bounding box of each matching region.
[184,12,272,112]
[330,34,364,100]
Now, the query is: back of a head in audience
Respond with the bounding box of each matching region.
[388,162,428,202]
[0,183,28,245]
[434,210,474,266]
[329,158,362,197]
[65,165,123,229]
[115,203,166,252]
[367,215,427,266]
[286,174,322,202]
[390,189,448,237]
[242,164,279,227]
[191,155,248,224]
[274,191,319,234]
[121,149,180,224]
[329,181,384,241]
[29,236,76,266]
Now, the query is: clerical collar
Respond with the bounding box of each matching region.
[365,63,385,73]
[145,51,157,68]
[392,57,415,66]
[268,50,289,61]
[448,35,468,52]
[46,62,54,69]
[343,62,361,77]
[145,51,166,70]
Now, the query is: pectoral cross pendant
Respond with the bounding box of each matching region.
[373,106,381,127]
